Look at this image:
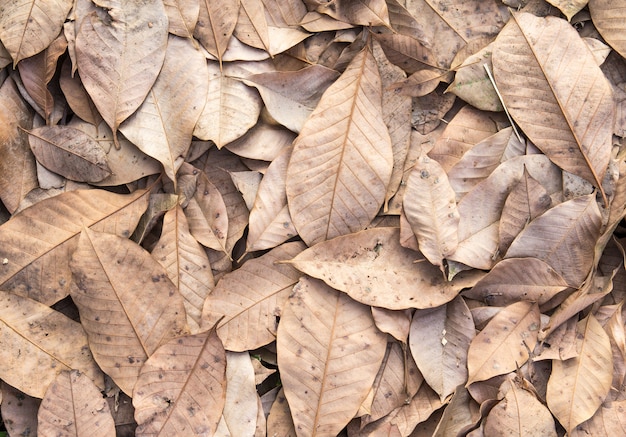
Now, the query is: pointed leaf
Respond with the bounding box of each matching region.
[316,0,390,27]
[27,126,111,183]
[70,228,189,395]
[285,45,393,246]
[75,0,168,145]
[194,0,240,64]
[0,0,72,64]
[467,301,540,385]
[547,0,587,21]
[219,351,258,436]
[202,241,305,351]
[0,189,149,305]
[277,276,387,437]
[234,0,270,53]
[505,194,602,287]
[38,370,115,437]
[492,13,614,202]
[288,227,484,310]
[164,0,199,38]
[120,36,208,185]
[547,315,613,433]
[0,291,103,399]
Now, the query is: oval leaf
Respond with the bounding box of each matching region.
[28,126,111,182]
[38,370,115,437]
[589,0,626,59]
[467,301,540,385]
[70,227,189,395]
[277,276,387,436]
[133,327,226,436]
[285,45,393,246]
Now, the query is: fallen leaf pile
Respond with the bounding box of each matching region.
[1,0,626,436]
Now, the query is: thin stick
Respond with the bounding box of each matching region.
[483,63,523,143]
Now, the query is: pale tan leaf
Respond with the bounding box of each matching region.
[195,0,240,64]
[432,385,480,437]
[243,65,340,133]
[59,59,102,126]
[75,0,168,146]
[202,241,305,351]
[120,35,208,185]
[391,69,444,98]
[230,170,261,210]
[153,205,214,334]
[38,370,115,437]
[288,227,484,310]
[484,378,557,437]
[70,228,189,395]
[218,351,258,436]
[235,0,270,52]
[285,45,393,246]
[570,399,626,436]
[277,276,387,437]
[17,34,67,122]
[0,0,72,64]
[589,0,626,59]
[0,77,37,214]
[261,0,307,27]
[0,189,149,305]
[225,122,295,161]
[267,388,296,437]
[164,0,199,39]
[27,126,111,183]
[373,33,440,75]
[194,62,263,148]
[1,382,40,437]
[132,327,226,436]
[467,301,540,385]
[410,296,474,402]
[464,258,569,307]
[403,153,459,270]
[0,291,104,399]
[383,382,442,435]
[246,146,297,253]
[547,315,613,433]
[547,0,588,21]
[505,194,602,287]
[492,13,614,203]
[316,0,390,27]
[371,308,412,343]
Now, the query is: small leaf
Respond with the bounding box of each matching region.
[589,0,626,58]
[218,351,259,436]
[194,0,240,65]
[164,0,199,38]
[467,301,540,385]
[27,126,111,182]
[38,370,115,437]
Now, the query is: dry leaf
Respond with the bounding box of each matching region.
[589,0,626,59]
[70,227,189,395]
[38,370,115,437]
[1,382,40,437]
[133,327,226,436]
[285,44,393,246]
[195,0,240,65]
[218,351,259,436]
[164,0,199,39]
[277,276,387,436]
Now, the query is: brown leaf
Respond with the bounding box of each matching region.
[267,388,296,437]
[133,327,226,436]
[432,385,480,437]
[492,13,614,203]
[225,122,295,161]
[285,45,393,246]
[277,276,387,436]
[202,241,305,351]
[152,205,215,334]
[467,301,540,385]
[0,291,104,398]
[371,307,412,343]
[218,351,259,435]
[0,0,72,64]
[589,0,626,59]
[0,189,149,305]
[27,126,111,183]
[70,227,189,395]
[1,383,40,437]
[194,0,240,65]
[316,0,391,27]
[120,35,208,186]
[75,0,168,146]
[288,227,484,310]
[403,153,459,270]
[164,0,199,39]
[410,296,475,401]
[571,399,626,436]
[38,370,115,437]
[547,0,587,21]
[505,194,603,288]
[547,315,613,433]
[235,0,270,53]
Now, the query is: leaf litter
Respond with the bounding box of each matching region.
[0,1,625,436]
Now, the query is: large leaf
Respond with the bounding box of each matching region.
[132,327,226,436]
[202,241,305,351]
[0,0,72,64]
[0,189,149,305]
[70,228,189,395]
[492,13,614,203]
[547,315,613,433]
[0,291,103,399]
[589,0,626,59]
[75,0,168,146]
[505,194,602,288]
[285,45,393,246]
[120,35,208,186]
[288,227,484,310]
[277,276,387,437]
[38,370,115,437]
